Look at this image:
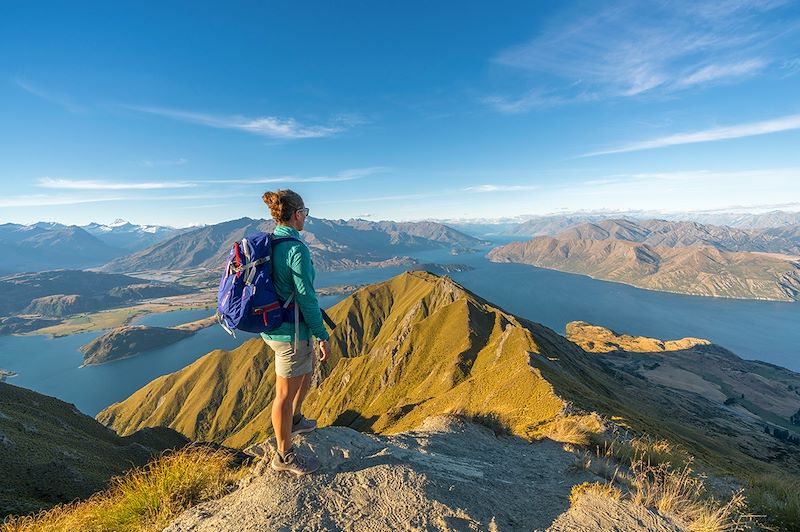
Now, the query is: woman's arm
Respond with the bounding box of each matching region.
[287,244,330,341]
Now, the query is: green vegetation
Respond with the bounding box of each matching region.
[2,446,241,532]
[0,383,187,516]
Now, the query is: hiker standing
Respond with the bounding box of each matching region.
[262,189,331,475]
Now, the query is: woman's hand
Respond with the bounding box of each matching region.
[318,340,330,362]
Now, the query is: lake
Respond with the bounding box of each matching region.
[1,242,798,417]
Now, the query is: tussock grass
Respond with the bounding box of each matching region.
[562,422,753,531]
[629,461,749,532]
[2,445,241,532]
[569,481,622,504]
[592,434,692,470]
[747,473,800,530]
[532,413,605,445]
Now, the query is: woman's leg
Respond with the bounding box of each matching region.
[272,373,306,455]
[292,371,312,419]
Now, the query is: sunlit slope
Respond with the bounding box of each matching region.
[97,339,278,445]
[489,237,800,301]
[99,271,624,447]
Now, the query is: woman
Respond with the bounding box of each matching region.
[261,189,331,475]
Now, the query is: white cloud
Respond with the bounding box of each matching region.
[13,77,84,113]
[123,105,347,139]
[202,167,391,185]
[581,113,800,156]
[37,178,196,190]
[487,1,791,112]
[139,157,188,167]
[0,194,127,208]
[676,58,767,87]
[463,184,539,192]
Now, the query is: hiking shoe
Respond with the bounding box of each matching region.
[270,449,320,476]
[291,415,317,436]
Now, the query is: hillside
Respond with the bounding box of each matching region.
[79,325,195,366]
[488,237,800,301]
[97,272,800,483]
[567,321,800,442]
[100,217,487,275]
[0,270,193,320]
[0,382,188,516]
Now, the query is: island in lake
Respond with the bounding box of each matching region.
[79,315,216,367]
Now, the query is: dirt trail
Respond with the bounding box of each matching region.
[164,417,684,531]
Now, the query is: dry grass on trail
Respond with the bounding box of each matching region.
[2,446,242,532]
[531,412,605,445]
[570,481,622,504]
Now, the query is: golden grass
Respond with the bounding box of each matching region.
[592,433,691,470]
[629,461,749,532]
[569,481,622,504]
[563,428,753,531]
[531,413,605,445]
[2,446,241,532]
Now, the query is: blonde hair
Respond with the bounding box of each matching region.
[262,189,304,224]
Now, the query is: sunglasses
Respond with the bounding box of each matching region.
[297,207,309,216]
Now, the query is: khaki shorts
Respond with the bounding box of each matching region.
[265,339,315,378]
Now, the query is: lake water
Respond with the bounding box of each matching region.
[1,242,798,417]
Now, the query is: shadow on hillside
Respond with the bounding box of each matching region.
[332,410,378,433]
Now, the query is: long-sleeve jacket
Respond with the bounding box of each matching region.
[260,224,330,343]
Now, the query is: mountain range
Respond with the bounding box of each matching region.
[488,218,800,301]
[0,221,185,274]
[100,217,488,276]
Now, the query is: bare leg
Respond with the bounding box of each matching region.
[292,341,316,417]
[292,371,313,418]
[272,374,306,455]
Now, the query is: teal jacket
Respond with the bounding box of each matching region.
[260,225,330,343]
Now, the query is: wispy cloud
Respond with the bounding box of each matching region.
[139,157,188,168]
[581,113,800,156]
[676,58,767,87]
[486,1,793,112]
[122,105,348,139]
[203,166,391,185]
[13,77,84,113]
[37,178,196,190]
[463,184,539,192]
[0,194,127,208]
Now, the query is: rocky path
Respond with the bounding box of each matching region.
[164,417,683,531]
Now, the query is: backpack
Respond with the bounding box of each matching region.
[215,232,300,337]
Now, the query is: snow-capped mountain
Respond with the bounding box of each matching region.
[81,220,191,251]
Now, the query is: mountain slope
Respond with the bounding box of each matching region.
[101,217,487,274]
[0,222,123,273]
[97,271,592,447]
[97,272,800,481]
[556,218,800,254]
[0,382,188,516]
[0,270,193,317]
[488,237,800,301]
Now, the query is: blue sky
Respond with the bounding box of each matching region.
[2,1,800,227]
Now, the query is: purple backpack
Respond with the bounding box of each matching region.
[215,232,299,336]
